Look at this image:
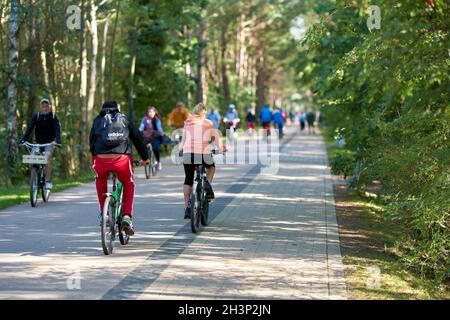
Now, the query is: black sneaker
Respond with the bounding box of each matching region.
[205,181,215,199]
[184,207,191,219]
[121,215,135,236]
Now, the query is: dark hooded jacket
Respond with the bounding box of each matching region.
[21,112,61,144]
[89,102,148,160]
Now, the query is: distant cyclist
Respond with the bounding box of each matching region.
[180,103,227,219]
[167,101,190,130]
[20,98,61,190]
[206,105,222,130]
[259,104,273,135]
[273,108,285,138]
[223,104,240,138]
[89,101,149,236]
[245,108,256,136]
[139,106,165,171]
[306,111,316,135]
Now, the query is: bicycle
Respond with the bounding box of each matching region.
[21,141,59,207]
[100,160,140,255]
[189,149,222,234]
[144,142,157,179]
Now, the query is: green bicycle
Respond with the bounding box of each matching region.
[101,161,140,255]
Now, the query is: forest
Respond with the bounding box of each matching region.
[0,0,448,289]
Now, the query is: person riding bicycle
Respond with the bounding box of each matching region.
[180,103,227,219]
[139,106,165,171]
[273,107,285,138]
[206,105,221,129]
[167,101,190,130]
[20,98,61,190]
[259,104,273,135]
[89,101,149,236]
[246,108,256,135]
[223,104,240,134]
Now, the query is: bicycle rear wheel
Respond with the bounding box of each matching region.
[201,196,209,227]
[29,167,38,207]
[190,191,201,233]
[101,196,115,255]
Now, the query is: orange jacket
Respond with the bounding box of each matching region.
[167,108,190,128]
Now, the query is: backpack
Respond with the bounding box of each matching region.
[101,112,129,148]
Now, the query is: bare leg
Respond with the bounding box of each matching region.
[183,185,192,208]
[206,166,215,183]
[45,156,52,181]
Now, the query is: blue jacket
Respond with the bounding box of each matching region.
[259,106,273,123]
[273,111,284,125]
[206,111,221,129]
[139,116,164,135]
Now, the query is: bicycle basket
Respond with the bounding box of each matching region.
[22,155,48,165]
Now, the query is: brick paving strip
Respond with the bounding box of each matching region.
[104,127,347,300]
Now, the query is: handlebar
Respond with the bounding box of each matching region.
[21,141,60,148]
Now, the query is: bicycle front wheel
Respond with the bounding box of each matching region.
[29,167,38,207]
[101,196,115,255]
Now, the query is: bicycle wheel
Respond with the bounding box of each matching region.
[29,167,38,207]
[118,189,130,245]
[201,190,209,227]
[151,152,157,176]
[190,191,201,233]
[42,170,51,202]
[101,196,115,255]
[145,144,153,179]
[119,216,130,245]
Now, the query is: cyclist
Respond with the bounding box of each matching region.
[89,101,149,236]
[306,111,316,135]
[259,104,273,135]
[167,101,190,129]
[273,107,285,138]
[223,104,240,137]
[206,105,221,130]
[180,103,227,219]
[139,106,165,171]
[245,108,256,136]
[20,98,61,190]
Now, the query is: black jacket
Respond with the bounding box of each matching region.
[22,112,61,144]
[89,108,148,160]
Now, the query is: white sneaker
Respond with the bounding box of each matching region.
[157,162,162,171]
[44,181,53,190]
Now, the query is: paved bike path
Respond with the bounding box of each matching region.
[0,126,347,299]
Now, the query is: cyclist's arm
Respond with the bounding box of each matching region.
[129,121,149,161]
[138,117,146,132]
[89,122,96,156]
[167,110,175,126]
[156,118,164,135]
[179,126,187,152]
[210,125,224,153]
[21,113,37,143]
[53,114,62,145]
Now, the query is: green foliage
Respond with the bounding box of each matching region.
[297,0,450,287]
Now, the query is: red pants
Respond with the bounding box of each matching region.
[92,155,135,216]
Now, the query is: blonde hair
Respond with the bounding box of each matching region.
[193,102,207,116]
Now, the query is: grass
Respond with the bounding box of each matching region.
[322,127,449,300]
[0,173,93,210]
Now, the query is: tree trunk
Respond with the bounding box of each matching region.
[107,0,121,100]
[87,0,98,126]
[6,0,20,183]
[27,0,40,121]
[195,17,206,104]
[127,41,137,122]
[220,25,230,106]
[255,46,266,113]
[99,18,109,103]
[79,0,88,171]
